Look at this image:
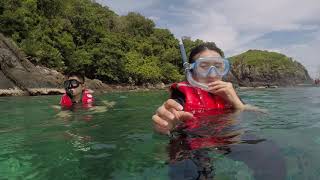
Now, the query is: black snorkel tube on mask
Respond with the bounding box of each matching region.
[64,80,74,99]
[178,38,210,91]
[66,88,73,99]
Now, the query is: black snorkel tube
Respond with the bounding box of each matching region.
[64,81,74,99]
[66,88,73,99]
[178,38,210,91]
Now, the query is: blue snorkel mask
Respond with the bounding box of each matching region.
[191,57,230,79]
[178,38,230,91]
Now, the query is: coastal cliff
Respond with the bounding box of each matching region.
[230,50,312,87]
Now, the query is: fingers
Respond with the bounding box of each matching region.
[161,106,193,123]
[157,103,176,121]
[213,88,228,94]
[152,103,178,134]
[173,110,193,122]
[208,80,224,86]
[163,99,183,111]
[152,115,175,135]
[208,81,232,88]
[152,111,193,135]
[208,81,234,94]
[154,99,183,124]
[208,84,227,91]
[153,122,170,135]
[153,106,182,128]
[152,99,192,134]
[152,114,168,127]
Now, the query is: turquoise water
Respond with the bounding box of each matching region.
[0,87,320,179]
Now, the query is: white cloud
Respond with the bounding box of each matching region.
[169,0,320,49]
[148,16,160,21]
[280,37,320,78]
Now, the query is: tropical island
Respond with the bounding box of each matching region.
[0,0,312,96]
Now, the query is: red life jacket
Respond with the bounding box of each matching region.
[170,81,231,113]
[60,89,94,108]
[170,81,234,151]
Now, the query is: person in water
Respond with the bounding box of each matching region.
[152,42,286,179]
[152,42,244,134]
[60,72,94,107]
[56,71,114,120]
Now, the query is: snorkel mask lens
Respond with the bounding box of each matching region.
[64,79,81,89]
[191,57,230,79]
[63,79,82,98]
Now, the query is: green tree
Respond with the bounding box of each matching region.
[124,51,162,84]
[0,0,204,85]
[123,12,155,37]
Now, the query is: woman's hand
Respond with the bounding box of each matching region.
[152,99,193,135]
[208,80,244,109]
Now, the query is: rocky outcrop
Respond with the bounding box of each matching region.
[0,33,109,96]
[230,50,312,87]
[224,71,239,86]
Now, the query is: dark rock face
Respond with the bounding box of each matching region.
[0,70,16,89]
[0,33,108,96]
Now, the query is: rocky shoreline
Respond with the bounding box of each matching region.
[0,83,168,96]
[0,33,111,96]
[0,33,315,97]
[2,82,318,97]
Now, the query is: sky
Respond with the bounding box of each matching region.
[96,0,320,78]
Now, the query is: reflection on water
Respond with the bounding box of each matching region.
[168,110,286,180]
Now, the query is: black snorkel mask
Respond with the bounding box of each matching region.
[63,79,83,98]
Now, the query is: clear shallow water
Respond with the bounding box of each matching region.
[0,87,319,179]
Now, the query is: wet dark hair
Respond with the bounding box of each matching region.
[189,42,224,63]
[67,71,85,83]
